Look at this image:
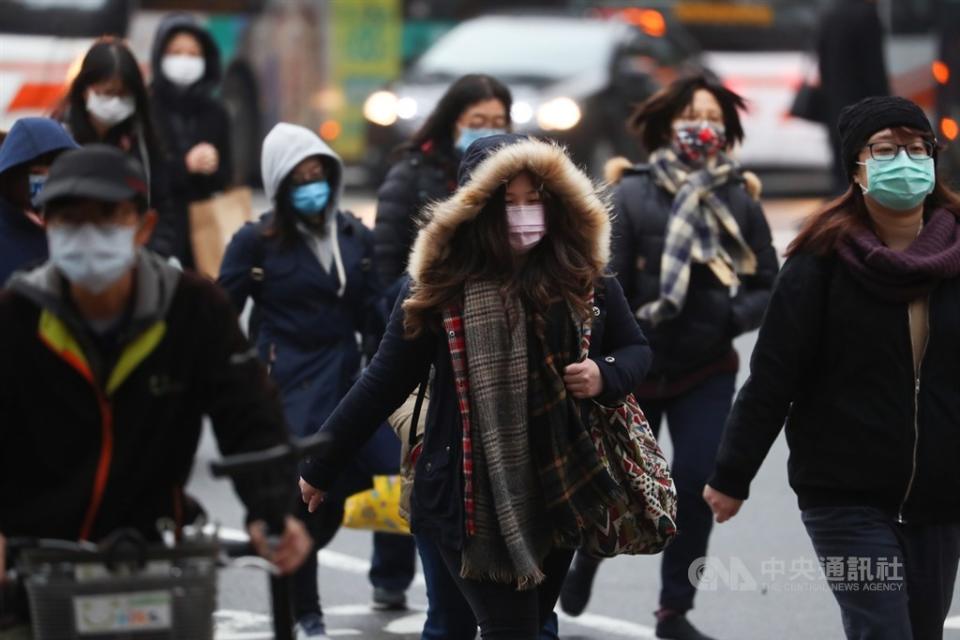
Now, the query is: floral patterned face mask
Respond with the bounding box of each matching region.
[672,120,726,164]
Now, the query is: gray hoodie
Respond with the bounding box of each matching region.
[260,122,347,295]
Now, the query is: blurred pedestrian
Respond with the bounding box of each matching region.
[56,37,180,261]
[375,73,511,291]
[704,96,960,639]
[300,134,653,640]
[817,0,890,193]
[0,117,77,283]
[560,74,778,640]
[149,13,233,269]
[218,123,400,638]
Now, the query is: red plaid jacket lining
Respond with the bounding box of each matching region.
[441,304,477,537]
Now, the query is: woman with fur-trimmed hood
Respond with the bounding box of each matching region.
[300,134,652,638]
[559,75,779,640]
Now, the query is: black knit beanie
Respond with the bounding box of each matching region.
[837,96,936,182]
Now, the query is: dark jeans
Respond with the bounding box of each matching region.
[416,536,561,640]
[802,506,960,640]
[436,543,572,640]
[645,371,735,613]
[293,424,417,618]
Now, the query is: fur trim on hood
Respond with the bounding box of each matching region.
[407,137,611,283]
[604,155,763,200]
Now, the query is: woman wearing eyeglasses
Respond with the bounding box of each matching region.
[705,96,960,639]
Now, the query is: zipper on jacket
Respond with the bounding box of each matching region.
[897,300,929,524]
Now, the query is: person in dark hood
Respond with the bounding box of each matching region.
[219,123,411,638]
[150,14,232,210]
[0,117,78,284]
[56,37,181,261]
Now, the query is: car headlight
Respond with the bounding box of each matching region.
[536,97,581,131]
[396,97,418,120]
[363,91,399,126]
[511,101,534,125]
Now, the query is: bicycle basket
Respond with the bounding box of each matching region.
[18,536,219,640]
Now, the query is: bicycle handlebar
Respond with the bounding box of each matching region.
[209,432,333,479]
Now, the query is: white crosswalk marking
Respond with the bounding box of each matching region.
[216,527,657,638]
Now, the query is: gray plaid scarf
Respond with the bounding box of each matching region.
[638,148,757,325]
[461,279,552,589]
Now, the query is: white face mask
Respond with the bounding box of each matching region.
[47,223,137,294]
[161,54,206,87]
[85,92,136,127]
[506,203,547,252]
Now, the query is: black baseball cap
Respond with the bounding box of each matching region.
[35,144,149,209]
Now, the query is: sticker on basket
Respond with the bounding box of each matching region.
[73,590,172,633]
[74,560,172,582]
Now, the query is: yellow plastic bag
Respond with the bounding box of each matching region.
[342,475,410,535]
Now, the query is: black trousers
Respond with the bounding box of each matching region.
[646,372,735,612]
[437,545,574,640]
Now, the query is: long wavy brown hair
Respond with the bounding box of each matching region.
[402,184,604,338]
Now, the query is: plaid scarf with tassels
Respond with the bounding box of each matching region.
[638,148,757,326]
[527,301,626,549]
[442,281,624,588]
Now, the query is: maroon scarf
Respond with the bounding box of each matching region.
[837,208,960,302]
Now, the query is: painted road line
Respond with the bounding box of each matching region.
[220,527,428,586]
[220,528,656,638]
[946,615,960,629]
[557,611,656,638]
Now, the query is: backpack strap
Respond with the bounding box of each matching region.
[249,221,268,299]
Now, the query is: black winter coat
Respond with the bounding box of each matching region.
[301,277,651,549]
[0,254,292,542]
[610,164,779,383]
[150,13,232,204]
[710,252,960,524]
[373,145,459,287]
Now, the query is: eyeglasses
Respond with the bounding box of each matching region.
[866,141,934,162]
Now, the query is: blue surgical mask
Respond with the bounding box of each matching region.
[47,223,137,294]
[290,180,331,215]
[858,151,936,211]
[28,173,47,209]
[455,127,506,153]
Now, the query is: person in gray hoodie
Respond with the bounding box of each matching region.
[218,123,415,637]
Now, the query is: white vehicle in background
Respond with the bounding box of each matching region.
[590,0,948,194]
[702,50,830,173]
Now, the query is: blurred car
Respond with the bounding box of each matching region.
[703,50,831,173]
[362,11,700,183]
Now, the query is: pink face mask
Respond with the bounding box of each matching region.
[506,203,546,252]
